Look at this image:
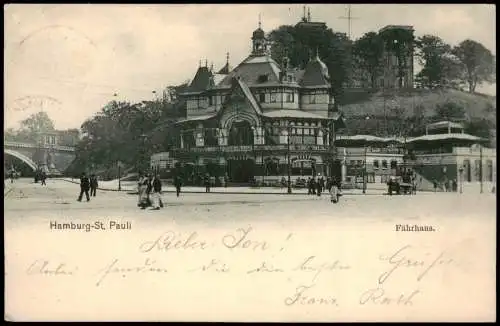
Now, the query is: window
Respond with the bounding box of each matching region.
[259,93,265,103]
[309,94,316,104]
[258,75,268,83]
[286,92,294,103]
[208,96,213,106]
[288,75,293,82]
[357,160,363,166]
[382,160,388,169]
[373,160,379,169]
[390,160,397,169]
[270,93,277,103]
[487,160,493,182]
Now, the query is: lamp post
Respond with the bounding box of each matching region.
[287,124,292,194]
[363,116,370,194]
[480,144,483,194]
[458,166,463,194]
[363,144,368,194]
[117,161,122,191]
[140,133,148,173]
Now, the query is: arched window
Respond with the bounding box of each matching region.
[228,121,254,146]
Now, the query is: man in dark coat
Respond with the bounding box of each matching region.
[151,174,163,210]
[174,174,182,197]
[41,171,47,186]
[204,173,211,193]
[90,174,98,196]
[77,172,91,202]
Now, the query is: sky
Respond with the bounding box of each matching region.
[4,4,496,130]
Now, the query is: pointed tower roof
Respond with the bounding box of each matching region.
[299,50,330,88]
[187,65,214,93]
[217,52,231,74]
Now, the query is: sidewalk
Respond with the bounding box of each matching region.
[55,178,387,196]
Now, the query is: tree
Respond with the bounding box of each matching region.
[352,32,385,88]
[434,101,466,121]
[464,118,493,140]
[268,24,353,96]
[20,111,55,135]
[452,39,495,93]
[415,35,458,88]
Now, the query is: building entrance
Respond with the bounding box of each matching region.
[227,158,255,183]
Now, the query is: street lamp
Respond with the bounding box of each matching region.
[363,116,370,194]
[458,166,463,194]
[140,133,148,173]
[287,124,292,194]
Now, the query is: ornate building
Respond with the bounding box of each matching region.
[170,21,345,185]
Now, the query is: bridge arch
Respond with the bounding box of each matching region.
[4,149,38,171]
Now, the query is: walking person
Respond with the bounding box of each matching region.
[137,174,149,209]
[319,176,325,194]
[151,174,163,210]
[307,177,312,195]
[433,179,438,192]
[40,171,47,186]
[174,174,182,197]
[204,173,211,193]
[90,174,98,197]
[77,172,91,202]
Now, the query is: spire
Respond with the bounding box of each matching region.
[302,5,306,22]
[204,59,207,67]
[226,52,230,64]
[258,13,262,29]
[308,7,311,22]
[210,62,214,72]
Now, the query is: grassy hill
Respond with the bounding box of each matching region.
[337,87,496,139]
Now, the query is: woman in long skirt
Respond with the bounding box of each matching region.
[137,175,149,209]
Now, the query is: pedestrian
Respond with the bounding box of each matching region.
[174,174,182,197]
[137,174,149,209]
[433,179,438,192]
[151,174,163,210]
[224,173,229,188]
[204,173,211,193]
[452,179,457,192]
[41,171,47,186]
[319,176,325,193]
[10,170,14,184]
[311,177,316,195]
[316,177,322,197]
[146,174,153,207]
[90,174,98,196]
[307,177,312,195]
[329,176,340,203]
[77,172,91,202]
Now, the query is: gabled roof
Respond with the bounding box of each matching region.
[187,66,213,93]
[262,110,327,119]
[232,77,262,115]
[216,55,282,88]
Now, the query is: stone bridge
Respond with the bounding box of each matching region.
[4,141,76,175]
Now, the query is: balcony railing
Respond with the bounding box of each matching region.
[172,144,332,153]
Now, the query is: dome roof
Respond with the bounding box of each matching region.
[252,27,265,39]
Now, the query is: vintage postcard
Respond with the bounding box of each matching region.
[4,4,496,322]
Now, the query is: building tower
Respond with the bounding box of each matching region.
[251,16,267,56]
[378,25,415,89]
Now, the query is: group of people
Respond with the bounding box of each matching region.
[306,176,326,196]
[77,173,99,202]
[137,173,163,210]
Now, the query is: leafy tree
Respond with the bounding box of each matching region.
[20,111,55,135]
[352,32,385,88]
[464,118,493,140]
[452,39,495,93]
[434,101,466,121]
[415,35,458,88]
[268,24,353,97]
